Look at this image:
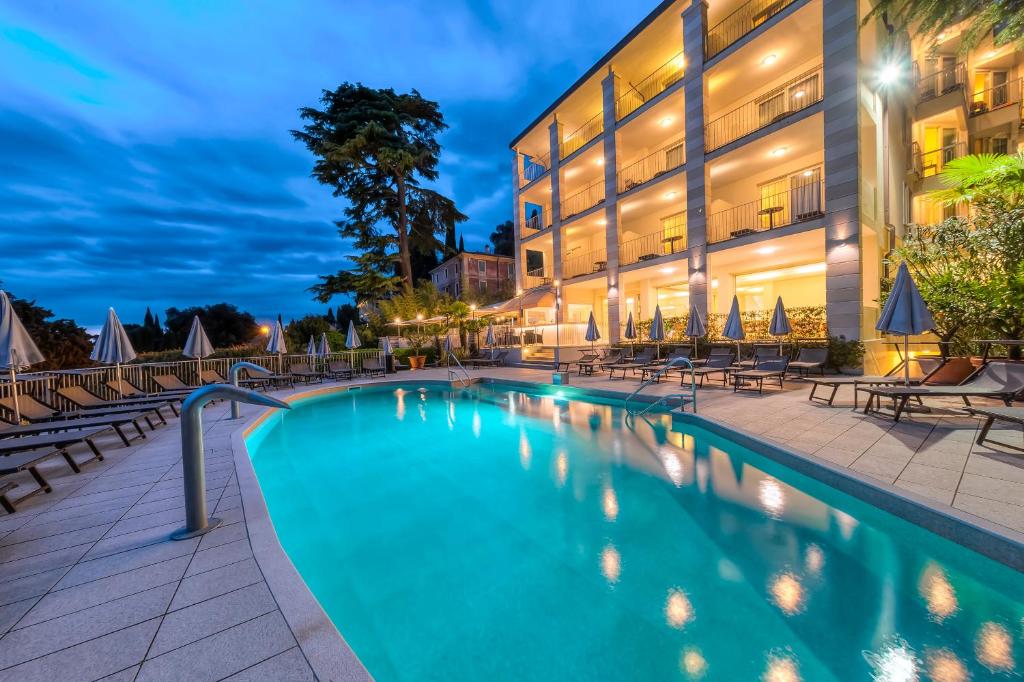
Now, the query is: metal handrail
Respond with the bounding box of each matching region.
[624,357,697,417]
[447,352,471,387]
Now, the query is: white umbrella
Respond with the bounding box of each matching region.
[876,262,935,385]
[443,333,454,362]
[584,311,601,353]
[90,307,137,396]
[316,332,330,357]
[380,336,393,355]
[485,321,495,358]
[684,303,706,355]
[649,305,665,360]
[345,320,362,349]
[722,295,745,357]
[183,315,214,384]
[266,319,287,373]
[0,290,45,422]
[306,335,316,356]
[624,311,637,356]
[768,296,792,355]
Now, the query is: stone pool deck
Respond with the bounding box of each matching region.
[0,367,1021,680]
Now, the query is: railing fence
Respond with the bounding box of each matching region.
[616,52,685,120]
[707,179,824,244]
[617,140,686,193]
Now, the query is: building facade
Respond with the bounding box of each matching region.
[509,0,1019,349]
[430,249,516,300]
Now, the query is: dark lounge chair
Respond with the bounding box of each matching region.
[788,348,828,377]
[968,406,1024,452]
[0,394,169,427]
[0,410,155,447]
[691,351,735,386]
[106,379,193,401]
[738,345,781,369]
[361,358,386,377]
[289,363,324,385]
[558,352,597,373]
[326,360,354,380]
[608,348,657,380]
[152,374,200,394]
[0,448,90,514]
[0,426,109,466]
[56,385,178,417]
[731,357,791,394]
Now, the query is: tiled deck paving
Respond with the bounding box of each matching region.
[0,366,1021,680]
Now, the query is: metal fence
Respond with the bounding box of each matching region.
[0,350,385,418]
[705,64,822,152]
[969,78,1020,116]
[620,218,687,266]
[916,62,965,102]
[563,248,608,280]
[522,151,551,184]
[560,112,604,159]
[617,141,685,193]
[707,179,824,244]
[524,267,552,289]
[706,0,798,60]
[560,179,605,220]
[616,52,685,120]
[913,141,966,177]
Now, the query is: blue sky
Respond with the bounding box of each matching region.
[0,0,657,328]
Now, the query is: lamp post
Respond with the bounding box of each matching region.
[470,303,477,352]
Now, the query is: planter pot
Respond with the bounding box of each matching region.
[409,355,426,369]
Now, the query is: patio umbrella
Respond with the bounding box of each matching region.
[182,315,214,385]
[345,320,362,350]
[316,332,330,357]
[722,295,745,357]
[380,336,393,374]
[876,261,935,386]
[768,296,792,355]
[306,335,316,356]
[624,311,637,356]
[0,290,45,422]
[443,333,454,362]
[584,311,601,352]
[90,307,137,397]
[485,321,495,358]
[649,305,665,360]
[266,319,287,373]
[684,303,706,355]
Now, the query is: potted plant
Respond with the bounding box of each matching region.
[408,332,429,369]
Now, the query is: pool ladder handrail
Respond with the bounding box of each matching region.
[624,357,697,418]
[446,351,472,387]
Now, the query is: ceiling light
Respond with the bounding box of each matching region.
[761,54,777,66]
[596,158,604,165]
[985,50,997,59]
[597,218,607,225]
[878,62,902,86]
[672,55,686,71]
[756,246,778,255]
[660,116,674,127]
[936,32,947,41]
[793,90,805,99]
[664,191,679,200]
[803,170,813,176]
[660,267,676,274]
[770,147,787,157]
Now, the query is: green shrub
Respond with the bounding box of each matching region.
[826,335,865,371]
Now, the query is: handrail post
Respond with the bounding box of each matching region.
[171,384,290,541]
[228,361,269,419]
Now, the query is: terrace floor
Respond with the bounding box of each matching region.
[0,366,1021,680]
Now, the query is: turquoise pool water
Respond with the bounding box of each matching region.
[247,383,1023,681]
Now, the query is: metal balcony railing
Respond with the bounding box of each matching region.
[563,248,608,280]
[617,141,686,193]
[707,179,824,244]
[524,267,551,289]
[560,112,604,159]
[522,210,550,238]
[705,64,822,152]
[913,141,966,177]
[522,151,551,185]
[620,216,687,266]
[969,78,1020,116]
[706,0,798,60]
[561,179,605,220]
[915,62,965,102]
[616,52,686,120]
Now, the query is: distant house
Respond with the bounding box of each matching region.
[429,247,516,299]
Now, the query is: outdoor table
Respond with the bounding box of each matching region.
[757,205,784,229]
[661,234,685,253]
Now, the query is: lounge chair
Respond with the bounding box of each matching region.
[0,446,97,514]
[467,350,507,368]
[557,352,597,373]
[968,406,1024,452]
[0,426,108,467]
[608,348,657,380]
[289,363,324,385]
[806,357,948,408]
[731,357,791,394]
[738,346,781,369]
[578,350,621,376]
[862,361,1024,422]
[0,410,155,447]
[360,358,386,377]
[788,348,828,378]
[326,360,354,380]
[691,352,735,386]
[691,346,733,368]
[200,369,226,384]
[152,374,200,394]
[56,385,178,417]
[242,367,294,389]
[641,348,692,382]
[106,379,192,399]
[0,394,169,427]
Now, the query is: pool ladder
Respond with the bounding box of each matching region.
[446,352,471,387]
[624,357,697,419]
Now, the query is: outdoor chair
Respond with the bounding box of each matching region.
[200,369,227,384]
[0,445,99,514]
[788,348,828,377]
[289,363,324,385]
[241,367,294,389]
[55,385,178,417]
[608,348,657,380]
[691,346,732,368]
[862,361,1024,422]
[105,378,192,399]
[967,406,1024,452]
[641,349,692,382]
[152,374,201,395]
[0,410,153,447]
[558,352,597,373]
[738,346,782,369]
[0,394,169,428]
[731,357,791,394]
[326,360,354,380]
[691,352,735,387]
[806,357,947,408]
[0,426,109,469]
[361,358,386,377]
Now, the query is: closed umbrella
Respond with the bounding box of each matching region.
[624,311,637,356]
[876,262,935,386]
[0,290,45,422]
[684,303,706,355]
[91,307,137,397]
[182,315,214,385]
[722,295,745,357]
[316,332,330,358]
[649,305,665,360]
[380,336,393,374]
[485,321,495,358]
[584,311,601,353]
[768,296,792,355]
[306,335,316,356]
[266,319,287,373]
[345,320,362,349]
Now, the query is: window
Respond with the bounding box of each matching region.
[445,266,449,278]
[506,263,514,279]
[993,137,1009,155]
[478,260,486,275]
[479,280,488,294]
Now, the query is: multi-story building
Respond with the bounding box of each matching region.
[429,248,516,300]
[508,0,1020,351]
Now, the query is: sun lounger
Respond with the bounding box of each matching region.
[289,363,324,385]
[691,346,733,368]
[242,367,294,389]
[361,358,386,377]
[0,448,79,513]
[738,346,781,369]
[967,406,1024,452]
[56,385,178,417]
[326,360,354,380]
[0,427,108,465]
[466,350,507,368]
[788,348,828,377]
[0,411,155,447]
[106,379,192,399]
[577,350,621,376]
[557,353,597,372]
[0,395,169,427]
[691,352,735,386]
[731,358,791,394]
[152,374,200,394]
[862,361,1024,422]
[608,348,656,380]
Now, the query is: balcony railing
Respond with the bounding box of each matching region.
[616,52,686,120]
[916,62,965,102]
[561,179,605,220]
[706,0,798,60]
[707,179,824,244]
[620,215,687,266]
[563,248,608,280]
[522,210,550,237]
[913,141,966,177]
[969,78,1020,117]
[705,64,822,152]
[524,267,552,289]
[560,112,604,158]
[617,141,686,193]
[522,151,551,185]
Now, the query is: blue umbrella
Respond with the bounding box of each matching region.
[722,296,744,356]
[877,262,934,385]
[316,333,330,357]
[584,311,601,352]
[623,310,637,355]
[684,303,706,354]
[649,305,665,359]
[768,296,792,355]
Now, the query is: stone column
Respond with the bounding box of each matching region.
[823,0,861,340]
[601,67,623,343]
[549,118,565,324]
[511,150,524,292]
[682,0,710,323]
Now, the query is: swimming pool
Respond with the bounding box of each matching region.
[246,382,1023,681]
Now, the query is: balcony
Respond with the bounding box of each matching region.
[617,141,686,194]
[620,213,686,266]
[969,79,1020,117]
[916,62,965,102]
[707,178,824,244]
[561,179,605,221]
[560,113,604,159]
[705,64,822,152]
[563,248,608,280]
[912,141,966,178]
[522,152,551,186]
[524,267,552,289]
[706,0,799,60]
[615,52,686,121]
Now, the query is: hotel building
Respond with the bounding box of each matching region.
[508,0,1022,352]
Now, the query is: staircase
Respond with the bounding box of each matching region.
[516,346,557,370]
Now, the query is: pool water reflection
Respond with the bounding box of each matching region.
[247,384,1023,681]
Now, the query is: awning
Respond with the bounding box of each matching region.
[478,288,555,315]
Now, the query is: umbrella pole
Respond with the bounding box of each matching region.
[904,335,910,387]
[9,366,20,424]
[116,362,123,397]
